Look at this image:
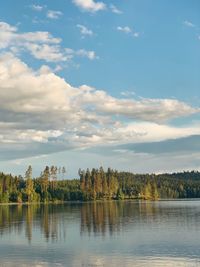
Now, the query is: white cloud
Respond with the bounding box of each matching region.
[77,24,93,37]
[0,21,62,61]
[26,43,69,62]
[117,26,139,38]
[19,32,61,44]
[0,21,17,32]
[110,4,122,14]
[183,20,195,27]
[47,10,63,19]
[0,21,98,63]
[76,49,98,60]
[0,53,199,160]
[112,122,200,144]
[54,65,63,72]
[120,91,135,97]
[72,0,106,12]
[65,48,98,60]
[0,22,18,49]
[78,89,197,122]
[31,5,44,11]
[117,26,131,34]
[133,32,139,38]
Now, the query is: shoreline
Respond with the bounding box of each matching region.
[1,198,200,206]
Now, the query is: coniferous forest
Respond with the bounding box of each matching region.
[1,166,200,203]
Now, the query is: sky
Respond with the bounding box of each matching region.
[0,0,200,178]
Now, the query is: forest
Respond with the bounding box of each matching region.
[1,166,200,203]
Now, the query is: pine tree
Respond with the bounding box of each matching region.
[62,166,66,178]
[50,166,57,190]
[152,182,159,200]
[41,166,50,201]
[25,165,34,202]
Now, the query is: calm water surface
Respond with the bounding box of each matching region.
[1,200,200,267]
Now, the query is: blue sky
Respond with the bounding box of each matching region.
[0,0,200,177]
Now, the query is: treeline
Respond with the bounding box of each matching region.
[0,166,80,203]
[1,166,200,203]
[79,168,200,200]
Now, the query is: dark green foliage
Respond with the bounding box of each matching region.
[79,168,200,200]
[0,167,79,203]
[1,168,200,203]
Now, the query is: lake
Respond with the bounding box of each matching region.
[0,200,200,267]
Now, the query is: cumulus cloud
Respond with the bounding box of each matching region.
[31,4,44,11]
[120,91,135,97]
[77,24,93,37]
[76,49,98,60]
[183,20,195,28]
[117,26,131,34]
[47,10,63,19]
[65,48,98,60]
[0,53,199,160]
[117,26,139,38]
[26,43,69,62]
[0,21,98,63]
[72,0,106,12]
[110,4,122,14]
[76,86,197,122]
[0,21,63,62]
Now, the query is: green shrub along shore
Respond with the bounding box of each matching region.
[1,166,200,203]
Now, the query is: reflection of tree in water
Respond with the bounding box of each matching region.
[0,205,24,236]
[0,204,40,243]
[80,201,125,236]
[40,205,62,242]
[0,204,68,243]
[80,200,200,236]
[25,205,33,243]
[1,201,200,242]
